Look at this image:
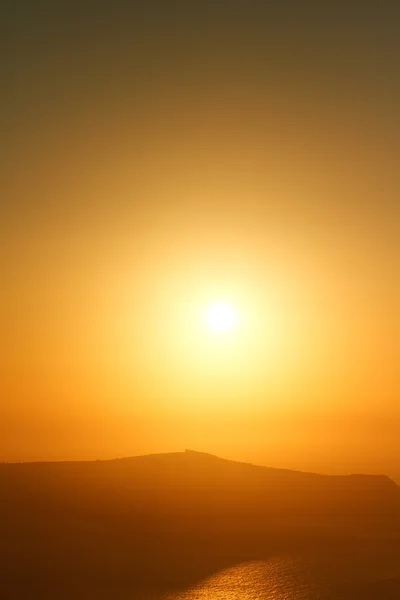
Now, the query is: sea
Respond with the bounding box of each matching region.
[160,544,400,600]
[46,540,400,599]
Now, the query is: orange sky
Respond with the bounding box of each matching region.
[2,3,399,479]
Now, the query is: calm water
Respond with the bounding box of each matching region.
[161,546,400,600]
[54,543,400,599]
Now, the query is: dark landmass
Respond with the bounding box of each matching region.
[1,450,399,599]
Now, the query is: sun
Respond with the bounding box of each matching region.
[204,301,238,333]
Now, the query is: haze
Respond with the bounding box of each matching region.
[2,2,399,482]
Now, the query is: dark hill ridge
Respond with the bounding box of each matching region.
[9,447,396,484]
[1,449,399,526]
[0,448,398,489]
[1,449,398,494]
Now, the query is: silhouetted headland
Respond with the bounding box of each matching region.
[1,451,399,599]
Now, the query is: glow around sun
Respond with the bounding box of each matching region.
[204,301,238,333]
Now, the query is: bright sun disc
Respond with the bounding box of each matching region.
[204,301,238,332]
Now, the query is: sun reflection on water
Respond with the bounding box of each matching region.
[162,558,317,600]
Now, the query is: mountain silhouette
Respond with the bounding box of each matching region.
[1,451,399,599]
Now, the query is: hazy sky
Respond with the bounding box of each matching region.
[2,2,399,478]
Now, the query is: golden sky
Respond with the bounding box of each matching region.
[2,2,399,478]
